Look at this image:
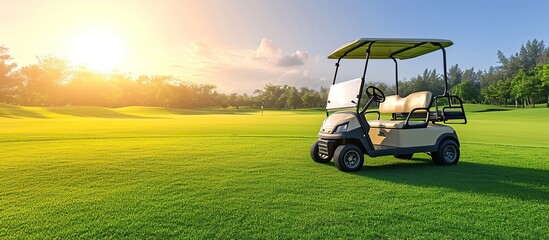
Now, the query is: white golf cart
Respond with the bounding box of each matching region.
[311,38,467,172]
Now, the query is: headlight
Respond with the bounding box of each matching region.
[333,123,348,133]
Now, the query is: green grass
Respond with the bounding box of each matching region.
[0,104,547,239]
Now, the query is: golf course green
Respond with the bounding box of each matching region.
[1,104,547,239]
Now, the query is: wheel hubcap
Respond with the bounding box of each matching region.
[443,145,457,162]
[344,150,360,168]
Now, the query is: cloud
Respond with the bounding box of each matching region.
[166,39,328,93]
[254,38,281,61]
[190,41,215,58]
[277,50,309,67]
[253,38,309,67]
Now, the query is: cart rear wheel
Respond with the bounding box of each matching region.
[432,139,460,165]
[334,144,364,172]
[310,141,332,163]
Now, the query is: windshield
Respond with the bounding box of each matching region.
[326,78,362,110]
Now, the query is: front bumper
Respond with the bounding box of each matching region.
[317,138,337,156]
[316,128,370,156]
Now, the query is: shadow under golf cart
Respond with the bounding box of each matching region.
[325,157,548,202]
[318,155,549,202]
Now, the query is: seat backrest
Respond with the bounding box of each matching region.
[379,91,432,113]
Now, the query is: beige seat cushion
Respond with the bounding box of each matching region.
[369,91,432,129]
[369,120,430,129]
[379,91,432,114]
[369,119,406,129]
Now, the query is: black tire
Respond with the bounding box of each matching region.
[334,144,364,172]
[394,154,414,159]
[431,139,460,165]
[310,141,332,163]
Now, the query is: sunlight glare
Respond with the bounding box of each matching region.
[69,29,126,72]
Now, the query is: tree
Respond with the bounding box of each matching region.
[479,67,503,104]
[447,64,463,89]
[302,92,321,108]
[319,87,329,107]
[257,84,286,108]
[518,39,545,71]
[14,56,72,106]
[525,74,543,108]
[286,87,302,109]
[535,64,549,106]
[461,68,482,90]
[510,69,543,108]
[0,45,18,103]
[451,79,480,103]
[109,72,138,106]
[495,79,511,106]
[498,39,547,77]
[150,75,177,107]
[365,81,395,96]
[228,93,240,109]
[274,86,289,109]
[399,69,444,97]
[64,69,106,106]
[14,65,47,105]
[483,84,498,105]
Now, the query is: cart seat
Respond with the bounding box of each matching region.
[369,119,405,129]
[368,119,429,129]
[368,91,432,129]
[379,91,432,114]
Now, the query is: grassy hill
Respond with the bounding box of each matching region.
[0,104,547,238]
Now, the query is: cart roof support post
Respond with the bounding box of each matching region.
[357,42,375,114]
[432,42,449,96]
[391,57,399,96]
[332,58,342,85]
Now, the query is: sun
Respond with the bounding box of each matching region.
[69,29,126,72]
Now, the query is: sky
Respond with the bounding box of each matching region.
[1,0,549,93]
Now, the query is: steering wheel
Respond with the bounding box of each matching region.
[365,86,386,103]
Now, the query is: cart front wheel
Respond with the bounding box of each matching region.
[334,144,364,172]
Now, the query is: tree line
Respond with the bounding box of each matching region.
[1,39,548,109]
[0,45,328,109]
[369,39,549,108]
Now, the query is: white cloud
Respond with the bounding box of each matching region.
[277,50,309,67]
[254,38,282,61]
[167,38,327,93]
[253,38,309,67]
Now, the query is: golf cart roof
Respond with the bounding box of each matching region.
[328,38,453,60]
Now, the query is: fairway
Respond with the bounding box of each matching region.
[1,104,548,239]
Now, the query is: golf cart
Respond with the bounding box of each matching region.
[310,38,467,172]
